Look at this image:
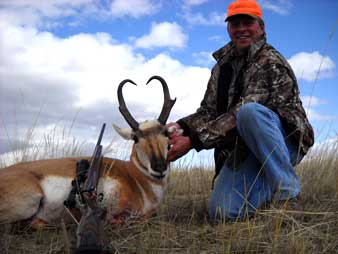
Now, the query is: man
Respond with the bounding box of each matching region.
[167,0,314,222]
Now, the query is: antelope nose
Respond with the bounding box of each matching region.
[151,157,167,173]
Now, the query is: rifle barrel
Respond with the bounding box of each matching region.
[96,123,106,147]
[83,123,106,192]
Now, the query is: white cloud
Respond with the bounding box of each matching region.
[301,96,326,108]
[288,51,336,82]
[182,11,225,26]
[305,136,338,161]
[0,0,94,16]
[306,109,337,122]
[110,0,159,18]
[0,0,160,29]
[300,96,337,122]
[258,0,293,15]
[0,0,102,28]
[193,51,215,67]
[183,0,209,7]
[0,20,209,148]
[134,22,188,49]
[180,0,224,26]
[0,1,210,161]
[311,137,338,151]
[208,35,224,42]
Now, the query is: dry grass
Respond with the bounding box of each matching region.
[0,123,88,168]
[1,146,337,254]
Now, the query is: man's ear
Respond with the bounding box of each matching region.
[258,19,265,35]
[113,124,133,140]
[260,23,265,33]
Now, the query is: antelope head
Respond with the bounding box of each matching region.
[113,76,176,180]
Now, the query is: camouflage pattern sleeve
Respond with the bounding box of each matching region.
[191,110,238,150]
[265,63,300,108]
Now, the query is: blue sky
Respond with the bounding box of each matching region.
[0,0,337,164]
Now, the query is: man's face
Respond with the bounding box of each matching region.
[227,15,264,52]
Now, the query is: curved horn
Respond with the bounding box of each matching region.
[117,79,139,130]
[146,76,176,125]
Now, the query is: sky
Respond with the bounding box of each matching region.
[0,0,337,166]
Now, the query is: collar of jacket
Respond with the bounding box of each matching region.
[212,36,266,64]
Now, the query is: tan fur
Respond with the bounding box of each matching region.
[0,121,170,227]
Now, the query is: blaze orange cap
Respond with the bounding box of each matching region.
[225,0,262,22]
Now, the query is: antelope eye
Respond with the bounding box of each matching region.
[164,129,169,137]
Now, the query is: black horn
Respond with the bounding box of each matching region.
[117,79,139,130]
[146,76,176,125]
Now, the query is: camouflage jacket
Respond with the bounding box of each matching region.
[177,37,314,175]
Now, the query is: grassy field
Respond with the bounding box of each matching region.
[0,144,337,254]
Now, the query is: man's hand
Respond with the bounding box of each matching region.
[166,122,192,162]
[167,135,192,162]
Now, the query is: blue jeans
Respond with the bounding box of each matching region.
[208,103,303,221]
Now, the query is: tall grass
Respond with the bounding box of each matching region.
[1,138,337,253]
[0,122,89,168]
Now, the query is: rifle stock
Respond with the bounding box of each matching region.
[75,193,107,254]
[74,123,108,253]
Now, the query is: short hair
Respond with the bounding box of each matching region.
[257,18,265,27]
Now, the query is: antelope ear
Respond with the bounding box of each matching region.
[113,124,133,140]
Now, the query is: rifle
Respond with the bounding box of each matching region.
[74,123,108,254]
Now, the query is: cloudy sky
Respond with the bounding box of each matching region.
[0,0,337,164]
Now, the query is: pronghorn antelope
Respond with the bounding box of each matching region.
[0,76,176,228]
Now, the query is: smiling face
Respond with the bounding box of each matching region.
[227,14,264,54]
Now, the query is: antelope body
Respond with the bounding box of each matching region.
[0,76,176,227]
